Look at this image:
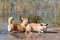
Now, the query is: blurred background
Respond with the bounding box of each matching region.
[0,0,60,27]
[0,0,60,40]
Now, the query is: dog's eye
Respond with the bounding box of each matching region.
[40,24,43,26]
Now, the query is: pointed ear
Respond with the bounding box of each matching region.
[21,18,24,20]
[46,24,48,26]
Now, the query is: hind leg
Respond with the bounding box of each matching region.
[8,27,13,33]
[8,26,12,32]
[25,30,32,34]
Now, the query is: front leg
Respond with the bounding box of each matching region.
[39,30,44,33]
[25,30,27,34]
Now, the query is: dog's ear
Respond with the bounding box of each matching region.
[21,18,24,20]
[46,24,48,26]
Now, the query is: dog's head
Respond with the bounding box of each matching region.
[40,23,48,26]
[21,18,28,25]
[40,23,48,31]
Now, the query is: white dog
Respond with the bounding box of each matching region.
[25,23,48,34]
[8,17,28,32]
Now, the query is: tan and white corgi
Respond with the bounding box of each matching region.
[8,17,28,32]
[25,23,48,34]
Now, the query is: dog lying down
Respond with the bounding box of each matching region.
[25,23,48,34]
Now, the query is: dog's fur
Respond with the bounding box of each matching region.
[8,17,28,32]
[25,23,48,34]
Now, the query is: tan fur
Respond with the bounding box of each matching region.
[9,23,25,31]
[25,23,48,34]
[8,17,28,32]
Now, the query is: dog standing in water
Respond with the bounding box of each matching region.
[8,17,28,32]
[25,23,48,34]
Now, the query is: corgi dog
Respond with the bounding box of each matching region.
[8,17,28,32]
[25,23,48,34]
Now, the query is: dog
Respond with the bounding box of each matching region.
[25,23,48,34]
[8,17,28,32]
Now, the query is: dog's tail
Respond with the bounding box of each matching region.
[8,17,13,24]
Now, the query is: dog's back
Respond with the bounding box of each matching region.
[25,23,40,32]
[13,23,25,31]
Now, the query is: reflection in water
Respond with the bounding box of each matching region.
[0,17,8,23]
[0,23,15,40]
[8,34,18,40]
[10,33,45,40]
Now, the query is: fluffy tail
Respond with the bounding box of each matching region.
[8,17,13,24]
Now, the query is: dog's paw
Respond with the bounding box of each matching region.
[40,31,44,33]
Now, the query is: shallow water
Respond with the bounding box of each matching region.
[0,23,60,40]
